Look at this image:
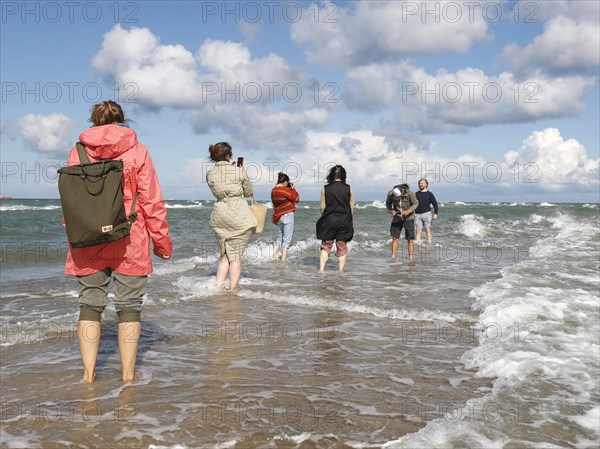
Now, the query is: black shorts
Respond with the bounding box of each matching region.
[390,216,415,240]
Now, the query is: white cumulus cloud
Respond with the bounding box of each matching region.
[17,113,78,156]
[91,25,329,152]
[183,128,599,202]
[501,16,600,75]
[92,25,202,108]
[504,128,599,189]
[534,0,600,22]
[189,104,329,153]
[291,1,491,67]
[343,62,596,133]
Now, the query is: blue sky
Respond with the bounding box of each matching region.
[1,0,599,202]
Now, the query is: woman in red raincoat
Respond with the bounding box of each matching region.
[64,100,172,383]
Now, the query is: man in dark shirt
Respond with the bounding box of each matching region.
[414,178,438,243]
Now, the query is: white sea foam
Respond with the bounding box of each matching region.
[0,429,44,449]
[377,211,599,449]
[238,290,473,323]
[242,236,321,263]
[461,214,598,442]
[539,202,555,207]
[175,275,222,298]
[387,375,414,386]
[211,442,237,449]
[0,205,61,212]
[582,203,597,208]
[165,201,204,209]
[244,240,276,264]
[153,255,217,275]
[359,239,388,250]
[549,212,597,237]
[568,405,600,435]
[355,200,386,209]
[528,213,546,224]
[457,214,487,238]
[381,409,507,448]
[0,312,79,347]
[273,432,313,444]
[148,445,189,449]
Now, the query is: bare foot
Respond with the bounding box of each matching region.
[83,370,96,383]
[123,371,142,383]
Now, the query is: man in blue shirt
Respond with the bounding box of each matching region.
[414,178,439,243]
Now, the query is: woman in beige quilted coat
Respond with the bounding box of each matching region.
[206,142,257,290]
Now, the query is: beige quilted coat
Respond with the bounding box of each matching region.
[207,161,257,243]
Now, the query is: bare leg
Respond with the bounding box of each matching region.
[272,245,280,260]
[338,255,346,271]
[118,321,140,382]
[319,249,329,271]
[215,255,230,289]
[425,227,432,243]
[415,229,422,242]
[391,238,399,258]
[228,260,242,290]
[281,247,288,261]
[407,240,414,259]
[78,320,101,383]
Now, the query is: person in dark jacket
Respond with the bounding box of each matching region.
[316,165,354,271]
[386,183,418,259]
[415,178,439,243]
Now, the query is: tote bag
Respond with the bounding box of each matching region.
[249,195,267,234]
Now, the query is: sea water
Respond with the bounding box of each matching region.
[1,199,598,448]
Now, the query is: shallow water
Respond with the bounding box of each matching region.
[1,200,598,448]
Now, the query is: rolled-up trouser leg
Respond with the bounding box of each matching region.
[113,273,147,323]
[78,268,112,322]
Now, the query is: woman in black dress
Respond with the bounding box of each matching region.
[316,165,354,271]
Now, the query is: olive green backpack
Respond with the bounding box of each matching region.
[58,142,137,248]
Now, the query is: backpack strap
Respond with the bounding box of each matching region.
[128,192,138,223]
[76,142,90,165]
[76,141,138,223]
[127,171,138,223]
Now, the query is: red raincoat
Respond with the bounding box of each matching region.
[64,125,172,276]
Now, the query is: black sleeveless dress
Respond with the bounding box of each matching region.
[316,181,354,242]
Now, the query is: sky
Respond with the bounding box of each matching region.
[1,0,599,202]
